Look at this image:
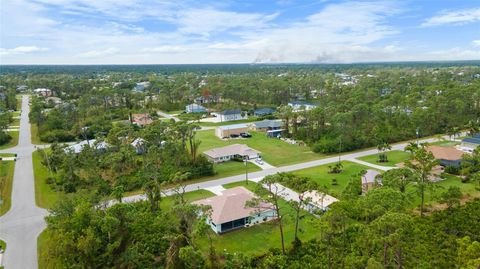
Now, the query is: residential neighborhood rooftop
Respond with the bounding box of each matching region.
[192,187,273,224]
[203,144,260,159]
[427,145,464,161]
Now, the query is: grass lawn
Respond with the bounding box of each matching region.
[197,130,327,166]
[10,118,20,126]
[429,140,460,147]
[37,230,60,269]
[195,181,319,256]
[0,131,19,150]
[160,189,215,211]
[0,153,16,157]
[357,150,411,167]
[0,161,15,216]
[33,150,60,209]
[166,110,184,115]
[292,161,375,197]
[416,174,480,207]
[30,124,48,145]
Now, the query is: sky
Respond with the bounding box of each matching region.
[0,0,479,64]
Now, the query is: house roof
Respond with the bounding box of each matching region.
[192,187,273,224]
[219,109,241,115]
[362,169,381,185]
[132,113,153,126]
[427,146,464,161]
[203,144,260,159]
[131,138,146,147]
[251,119,283,129]
[254,108,276,114]
[65,139,109,154]
[288,101,316,106]
[217,123,249,131]
[302,190,338,210]
[462,137,480,145]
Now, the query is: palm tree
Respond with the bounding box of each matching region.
[465,120,479,136]
[405,142,418,156]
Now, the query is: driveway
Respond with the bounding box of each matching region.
[157,110,180,122]
[0,96,48,269]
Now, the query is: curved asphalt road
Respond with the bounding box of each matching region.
[0,96,48,269]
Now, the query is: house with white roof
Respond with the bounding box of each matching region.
[192,187,276,233]
[301,190,338,212]
[203,144,260,163]
[65,139,109,154]
[34,88,52,97]
[287,101,317,112]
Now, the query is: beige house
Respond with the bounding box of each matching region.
[193,187,276,233]
[131,113,153,127]
[203,144,260,163]
[215,123,249,139]
[301,190,338,212]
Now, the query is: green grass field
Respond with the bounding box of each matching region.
[292,161,375,197]
[197,130,327,166]
[160,189,215,211]
[194,181,318,256]
[32,150,60,209]
[0,238,5,268]
[429,140,461,147]
[30,124,48,145]
[0,131,19,150]
[10,118,20,126]
[358,150,411,167]
[0,161,15,216]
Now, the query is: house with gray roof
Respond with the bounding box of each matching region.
[461,135,480,152]
[249,120,283,132]
[212,109,247,122]
[253,108,276,117]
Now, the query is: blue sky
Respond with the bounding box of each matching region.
[1,0,479,64]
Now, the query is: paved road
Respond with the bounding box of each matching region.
[157,110,180,122]
[0,96,451,267]
[0,96,48,269]
[120,136,441,204]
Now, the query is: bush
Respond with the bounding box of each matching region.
[0,131,12,145]
[444,165,460,175]
[39,129,76,143]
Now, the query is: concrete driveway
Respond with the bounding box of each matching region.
[0,96,48,269]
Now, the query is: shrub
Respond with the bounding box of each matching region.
[0,131,12,145]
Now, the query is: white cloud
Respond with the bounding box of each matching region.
[421,8,480,27]
[0,46,48,56]
[172,9,278,38]
[142,46,188,53]
[473,40,480,47]
[77,48,119,58]
[429,47,480,60]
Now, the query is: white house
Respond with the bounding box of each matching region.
[211,109,247,122]
[192,187,276,234]
[203,144,260,163]
[301,190,338,213]
[287,101,317,112]
[65,140,109,154]
[34,88,52,97]
[131,138,147,154]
